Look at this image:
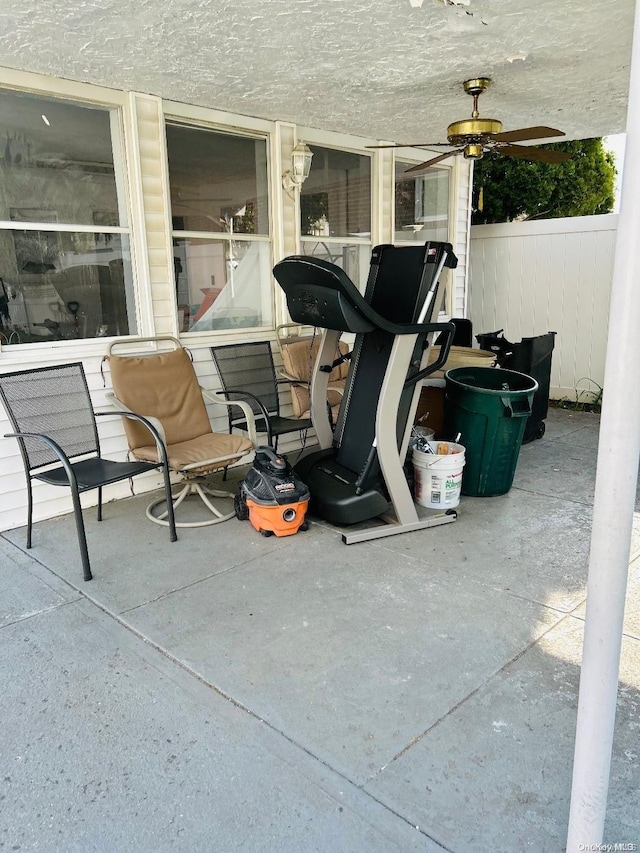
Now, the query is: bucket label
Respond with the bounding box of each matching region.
[430,474,442,503]
[422,471,462,506]
[443,472,463,501]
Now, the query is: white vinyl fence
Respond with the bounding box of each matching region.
[468,215,618,402]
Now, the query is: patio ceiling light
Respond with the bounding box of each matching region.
[282,141,313,192]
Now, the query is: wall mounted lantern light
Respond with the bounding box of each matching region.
[282,141,313,192]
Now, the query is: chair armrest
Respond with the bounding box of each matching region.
[277,376,316,403]
[277,369,311,389]
[330,350,351,369]
[201,388,258,446]
[4,430,77,483]
[104,391,169,460]
[278,368,343,398]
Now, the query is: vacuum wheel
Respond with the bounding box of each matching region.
[234,492,249,521]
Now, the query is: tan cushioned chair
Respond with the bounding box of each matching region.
[280,338,350,420]
[105,337,256,528]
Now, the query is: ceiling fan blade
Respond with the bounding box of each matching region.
[404,150,459,172]
[491,126,566,144]
[498,145,571,164]
[365,142,452,149]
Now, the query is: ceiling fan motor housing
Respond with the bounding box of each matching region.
[447,117,503,145]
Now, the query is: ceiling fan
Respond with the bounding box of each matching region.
[368,78,571,173]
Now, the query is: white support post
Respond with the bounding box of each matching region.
[566,0,640,847]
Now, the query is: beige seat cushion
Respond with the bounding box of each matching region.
[134,432,252,476]
[296,403,342,421]
[281,338,349,418]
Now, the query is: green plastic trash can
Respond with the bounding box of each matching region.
[443,366,538,497]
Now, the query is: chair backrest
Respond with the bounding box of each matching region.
[280,337,349,417]
[0,363,99,471]
[210,341,280,419]
[108,346,211,451]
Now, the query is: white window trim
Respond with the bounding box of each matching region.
[0,68,147,361]
[161,105,278,340]
[296,127,378,260]
[391,149,456,316]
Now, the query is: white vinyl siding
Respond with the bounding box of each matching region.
[468,214,617,401]
[388,152,471,319]
[131,93,175,337]
[451,157,473,318]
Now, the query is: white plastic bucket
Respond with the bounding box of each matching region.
[412,441,466,510]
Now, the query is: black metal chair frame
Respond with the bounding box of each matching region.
[210,341,311,451]
[0,362,176,582]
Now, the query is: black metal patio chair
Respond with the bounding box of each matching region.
[0,362,176,582]
[210,341,311,451]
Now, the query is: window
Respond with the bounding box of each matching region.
[166,124,271,333]
[0,88,134,345]
[300,145,371,291]
[394,161,450,243]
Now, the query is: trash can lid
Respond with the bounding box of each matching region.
[444,366,538,395]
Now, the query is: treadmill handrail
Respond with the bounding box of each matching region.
[274,256,454,337]
[404,323,456,388]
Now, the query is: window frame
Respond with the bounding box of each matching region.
[0,69,142,356]
[391,148,457,316]
[162,103,276,339]
[392,152,453,241]
[296,128,377,293]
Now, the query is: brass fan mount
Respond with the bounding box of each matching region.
[448,77,502,146]
[462,76,492,99]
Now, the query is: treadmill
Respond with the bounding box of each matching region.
[273,241,458,544]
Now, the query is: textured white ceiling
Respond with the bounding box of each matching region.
[0,0,634,145]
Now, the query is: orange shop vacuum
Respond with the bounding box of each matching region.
[234,446,310,537]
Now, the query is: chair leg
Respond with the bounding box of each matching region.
[69,482,92,582]
[160,463,178,542]
[97,486,103,522]
[26,478,34,550]
[265,422,274,448]
[146,479,235,529]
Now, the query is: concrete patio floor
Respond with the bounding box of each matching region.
[1,407,639,852]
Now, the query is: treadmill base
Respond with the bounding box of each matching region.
[342,508,457,544]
